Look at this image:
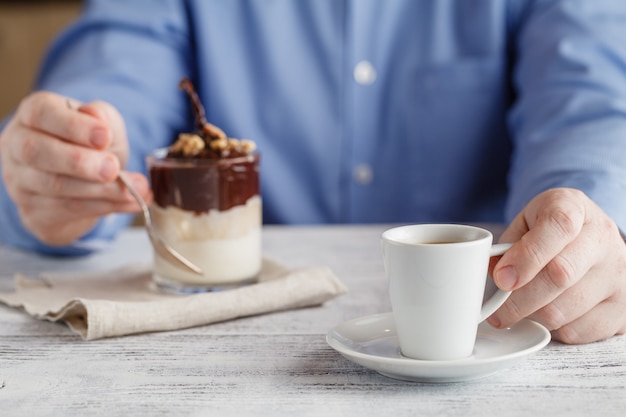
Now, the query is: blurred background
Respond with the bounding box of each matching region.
[0,0,82,120]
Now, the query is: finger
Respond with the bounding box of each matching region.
[15,170,151,206]
[494,260,603,331]
[18,91,111,149]
[494,191,586,290]
[551,299,626,344]
[529,271,608,332]
[117,171,154,205]
[17,191,141,246]
[7,127,120,182]
[14,165,147,202]
[17,190,144,225]
[489,229,598,328]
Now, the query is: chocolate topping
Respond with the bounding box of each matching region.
[149,77,260,213]
[149,154,260,213]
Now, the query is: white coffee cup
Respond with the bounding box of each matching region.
[381,224,512,361]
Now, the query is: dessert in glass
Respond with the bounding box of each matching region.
[147,78,261,292]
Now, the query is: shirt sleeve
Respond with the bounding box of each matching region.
[0,0,194,255]
[506,1,626,231]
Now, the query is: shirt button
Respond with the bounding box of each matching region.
[353,60,377,85]
[353,163,373,185]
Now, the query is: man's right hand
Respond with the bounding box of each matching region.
[0,91,151,246]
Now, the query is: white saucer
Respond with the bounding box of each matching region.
[326,313,550,383]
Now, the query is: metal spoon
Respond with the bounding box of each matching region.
[64,98,201,275]
[118,173,203,276]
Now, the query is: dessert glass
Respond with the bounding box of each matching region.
[147,147,261,292]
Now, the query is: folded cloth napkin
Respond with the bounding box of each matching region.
[0,259,347,340]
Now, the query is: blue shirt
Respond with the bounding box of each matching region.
[2,0,626,255]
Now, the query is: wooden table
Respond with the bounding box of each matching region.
[1,225,625,416]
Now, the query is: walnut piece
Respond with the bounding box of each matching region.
[240,139,256,153]
[170,133,205,157]
[170,132,257,158]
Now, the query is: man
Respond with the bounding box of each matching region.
[1,1,625,343]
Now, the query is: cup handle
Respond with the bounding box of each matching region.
[479,243,514,322]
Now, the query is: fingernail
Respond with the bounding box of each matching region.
[99,157,117,180]
[496,266,518,290]
[487,315,501,329]
[90,128,109,148]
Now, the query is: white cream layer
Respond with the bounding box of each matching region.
[151,196,261,286]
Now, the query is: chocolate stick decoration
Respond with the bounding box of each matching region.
[179,77,207,128]
[178,77,219,141]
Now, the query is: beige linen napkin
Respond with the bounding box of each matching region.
[0,259,347,340]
